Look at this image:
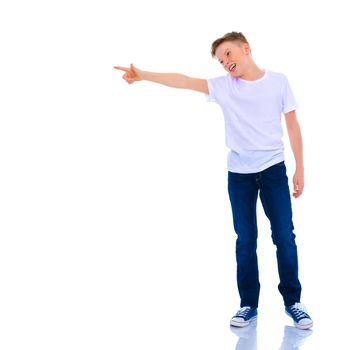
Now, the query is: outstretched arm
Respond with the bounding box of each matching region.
[285,110,304,198]
[114,64,209,94]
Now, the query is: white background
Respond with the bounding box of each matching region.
[0,0,349,349]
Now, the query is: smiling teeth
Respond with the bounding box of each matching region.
[229,64,236,71]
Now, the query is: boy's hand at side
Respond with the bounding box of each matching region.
[114,64,142,84]
[292,168,304,198]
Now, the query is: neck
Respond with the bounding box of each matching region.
[239,63,265,81]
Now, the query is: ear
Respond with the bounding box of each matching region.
[242,43,251,55]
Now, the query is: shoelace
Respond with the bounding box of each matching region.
[289,303,309,321]
[235,306,252,318]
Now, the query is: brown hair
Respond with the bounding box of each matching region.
[211,32,249,57]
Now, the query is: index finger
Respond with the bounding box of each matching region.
[114,66,129,72]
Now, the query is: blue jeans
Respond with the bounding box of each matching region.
[227,161,302,308]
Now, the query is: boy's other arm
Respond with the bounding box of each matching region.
[285,110,304,198]
[114,64,209,94]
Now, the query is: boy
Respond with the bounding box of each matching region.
[114,31,313,330]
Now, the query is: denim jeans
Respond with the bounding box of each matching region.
[227,161,302,308]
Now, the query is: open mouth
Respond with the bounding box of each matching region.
[229,63,236,72]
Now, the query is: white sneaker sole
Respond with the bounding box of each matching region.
[294,320,313,330]
[230,315,257,327]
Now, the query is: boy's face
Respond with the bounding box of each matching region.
[215,41,251,77]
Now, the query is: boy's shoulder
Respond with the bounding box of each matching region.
[262,70,290,89]
[267,69,288,80]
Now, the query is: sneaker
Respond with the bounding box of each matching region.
[230,306,258,327]
[285,302,313,329]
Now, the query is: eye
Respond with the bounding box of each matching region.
[226,51,231,56]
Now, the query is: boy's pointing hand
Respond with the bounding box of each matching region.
[114,64,142,84]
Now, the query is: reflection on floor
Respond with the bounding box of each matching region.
[230,320,313,350]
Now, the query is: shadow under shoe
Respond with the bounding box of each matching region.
[279,325,313,350]
[230,319,258,350]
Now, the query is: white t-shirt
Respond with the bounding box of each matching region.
[206,69,298,174]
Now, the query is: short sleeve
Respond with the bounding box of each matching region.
[282,75,299,113]
[205,76,228,103]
